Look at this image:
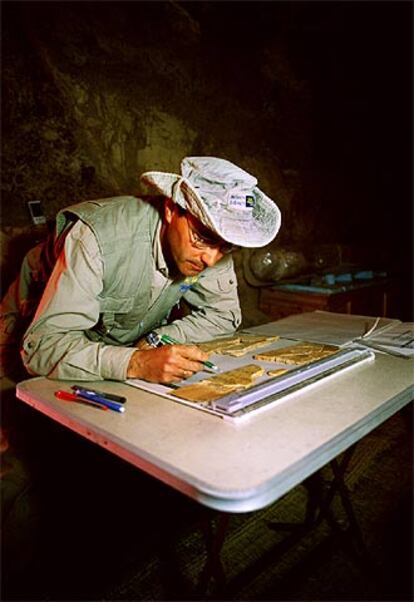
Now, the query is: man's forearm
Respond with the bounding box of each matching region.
[22,329,136,381]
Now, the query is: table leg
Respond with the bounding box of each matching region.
[196,443,373,598]
[327,454,371,564]
[268,444,371,568]
[195,511,230,597]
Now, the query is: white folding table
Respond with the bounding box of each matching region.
[15,342,413,514]
[15,317,413,592]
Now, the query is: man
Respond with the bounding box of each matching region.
[1,156,281,384]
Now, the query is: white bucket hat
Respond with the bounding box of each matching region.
[140,156,281,248]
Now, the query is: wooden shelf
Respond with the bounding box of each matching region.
[259,279,400,320]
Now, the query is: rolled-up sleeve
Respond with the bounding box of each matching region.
[156,255,242,343]
[21,221,136,381]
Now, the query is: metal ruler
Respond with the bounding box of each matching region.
[213,348,375,417]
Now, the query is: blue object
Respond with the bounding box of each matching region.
[179,274,204,293]
[354,270,374,280]
[71,385,126,403]
[335,273,352,283]
[74,389,125,413]
[145,331,162,348]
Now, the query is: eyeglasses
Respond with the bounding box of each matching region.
[184,213,236,255]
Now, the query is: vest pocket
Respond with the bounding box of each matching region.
[217,272,236,293]
[98,295,136,334]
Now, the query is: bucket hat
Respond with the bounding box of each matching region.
[140,157,281,248]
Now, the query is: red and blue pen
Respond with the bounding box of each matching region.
[55,387,126,413]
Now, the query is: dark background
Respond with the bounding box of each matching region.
[1,0,413,315]
[1,4,413,599]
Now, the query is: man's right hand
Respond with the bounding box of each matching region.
[126,344,210,383]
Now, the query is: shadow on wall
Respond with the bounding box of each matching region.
[1,1,297,228]
[1,2,412,317]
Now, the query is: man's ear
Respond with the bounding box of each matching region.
[164,197,175,224]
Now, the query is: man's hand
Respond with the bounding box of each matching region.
[126,344,210,383]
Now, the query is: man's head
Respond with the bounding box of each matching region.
[163,198,235,276]
[141,157,282,250]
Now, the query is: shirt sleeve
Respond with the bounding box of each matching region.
[21,221,136,381]
[156,255,242,344]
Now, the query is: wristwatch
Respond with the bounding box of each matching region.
[144,331,161,348]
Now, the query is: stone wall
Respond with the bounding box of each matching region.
[1,1,412,320]
[1,2,299,226]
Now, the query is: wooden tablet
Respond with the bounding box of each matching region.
[198,334,279,357]
[222,335,280,357]
[254,342,339,366]
[197,336,241,354]
[170,364,265,403]
[267,368,289,377]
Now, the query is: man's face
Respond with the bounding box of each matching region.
[164,201,233,277]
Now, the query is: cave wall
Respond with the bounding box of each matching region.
[1,1,412,318]
[2,2,298,224]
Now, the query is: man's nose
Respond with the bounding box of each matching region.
[200,246,223,267]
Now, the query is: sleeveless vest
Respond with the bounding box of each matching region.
[56,196,187,345]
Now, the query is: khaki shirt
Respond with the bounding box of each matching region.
[20,202,241,381]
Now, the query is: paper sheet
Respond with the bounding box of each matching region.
[358,322,414,358]
[245,311,399,346]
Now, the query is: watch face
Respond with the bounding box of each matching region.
[145,332,160,347]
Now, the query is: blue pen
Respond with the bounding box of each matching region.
[71,385,126,403]
[74,389,125,413]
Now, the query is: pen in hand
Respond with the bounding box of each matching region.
[158,334,220,373]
